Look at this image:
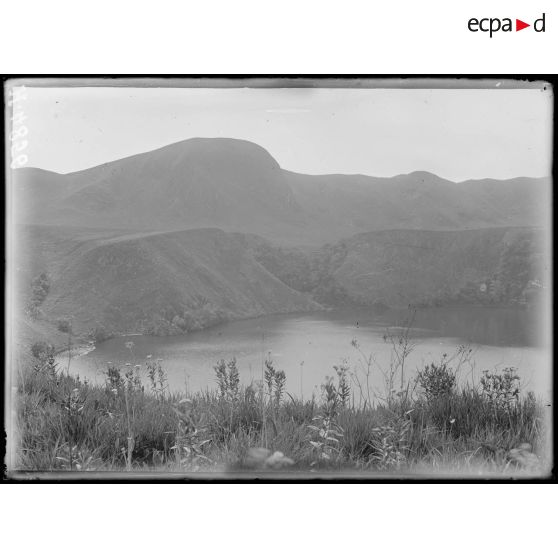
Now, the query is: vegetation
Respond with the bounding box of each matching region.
[417,361,456,400]
[11,138,549,477]
[89,325,111,344]
[26,271,51,318]
[19,225,545,346]
[250,227,545,313]
[444,235,544,307]
[30,341,54,359]
[250,238,353,306]
[11,334,549,477]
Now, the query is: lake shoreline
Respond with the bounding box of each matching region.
[59,306,550,401]
[88,301,537,344]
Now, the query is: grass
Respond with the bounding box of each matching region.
[10,342,551,477]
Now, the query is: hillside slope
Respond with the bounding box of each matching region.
[327,227,546,307]
[15,224,546,352]
[244,227,547,308]
[13,138,550,245]
[37,228,321,336]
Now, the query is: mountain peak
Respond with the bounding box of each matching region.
[13,138,547,244]
[134,137,280,169]
[394,170,447,182]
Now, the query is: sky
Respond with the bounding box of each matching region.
[11,85,553,182]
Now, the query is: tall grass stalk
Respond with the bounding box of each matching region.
[12,344,550,476]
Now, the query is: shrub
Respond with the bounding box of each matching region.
[31,341,53,359]
[227,358,240,399]
[369,414,412,470]
[30,272,50,306]
[214,358,240,401]
[146,358,168,398]
[90,326,110,344]
[321,376,339,419]
[57,318,72,334]
[333,360,351,407]
[171,315,186,330]
[417,361,456,400]
[263,356,286,405]
[480,367,521,412]
[105,365,124,390]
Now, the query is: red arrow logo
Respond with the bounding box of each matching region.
[516,19,530,31]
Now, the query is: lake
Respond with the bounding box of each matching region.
[61,307,551,402]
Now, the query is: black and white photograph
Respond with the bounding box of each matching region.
[4,77,553,479]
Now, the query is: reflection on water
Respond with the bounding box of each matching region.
[372,306,545,347]
[63,307,551,401]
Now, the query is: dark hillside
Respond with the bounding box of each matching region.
[38,228,320,336]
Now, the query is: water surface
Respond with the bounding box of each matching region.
[63,307,551,401]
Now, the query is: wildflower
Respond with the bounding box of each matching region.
[146,355,152,359]
[449,418,456,424]
[125,362,132,366]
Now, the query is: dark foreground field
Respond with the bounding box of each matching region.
[12,343,551,478]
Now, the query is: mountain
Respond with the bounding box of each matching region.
[14,138,308,243]
[285,171,548,238]
[13,138,549,245]
[12,138,549,349]
[30,227,320,337]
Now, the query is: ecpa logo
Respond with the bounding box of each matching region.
[468,13,546,37]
